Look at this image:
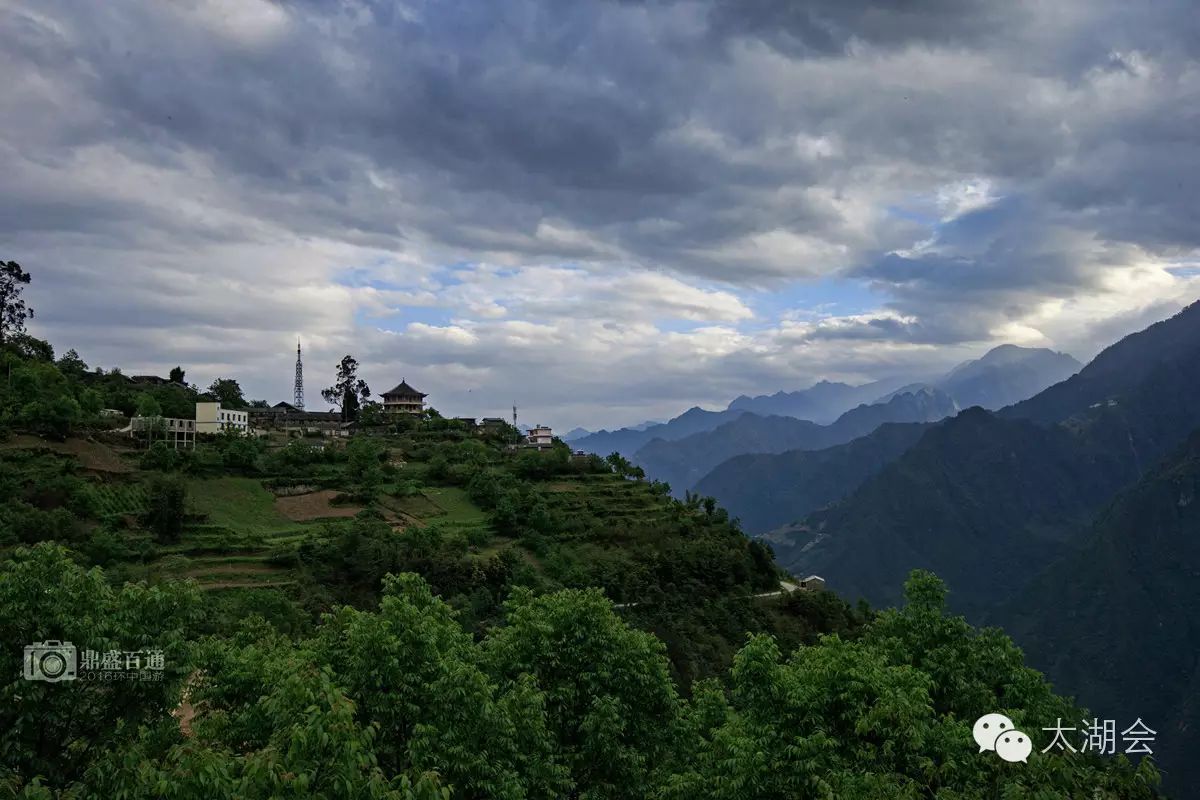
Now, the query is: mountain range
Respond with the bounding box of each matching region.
[694,422,931,535]
[634,386,958,494]
[747,300,1200,794]
[725,377,914,423]
[566,347,1084,496]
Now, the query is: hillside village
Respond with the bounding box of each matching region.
[110,362,560,454]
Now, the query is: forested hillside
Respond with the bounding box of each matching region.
[771,408,1135,613]
[695,422,929,534]
[1005,430,1200,793]
[0,321,1165,795]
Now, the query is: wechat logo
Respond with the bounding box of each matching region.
[973,713,1032,763]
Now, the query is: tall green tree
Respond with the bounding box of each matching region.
[206,377,246,408]
[54,349,87,379]
[143,474,187,542]
[0,260,33,347]
[323,355,371,422]
[168,365,185,384]
[483,588,681,799]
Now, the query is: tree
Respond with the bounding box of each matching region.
[206,377,246,408]
[605,452,633,478]
[346,435,386,494]
[358,400,388,427]
[219,434,262,473]
[660,571,1161,800]
[168,365,186,383]
[135,394,162,418]
[5,360,80,439]
[0,544,199,789]
[143,474,187,542]
[322,355,371,422]
[6,333,53,362]
[0,260,33,347]
[484,587,681,798]
[77,387,103,417]
[55,349,87,379]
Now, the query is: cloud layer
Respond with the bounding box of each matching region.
[2,0,1198,429]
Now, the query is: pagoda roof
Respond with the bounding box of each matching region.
[381,379,427,398]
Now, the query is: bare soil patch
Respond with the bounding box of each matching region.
[0,435,133,473]
[274,489,362,521]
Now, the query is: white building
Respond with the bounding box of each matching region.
[526,425,554,448]
[130,416,195,449]
[195,401,249,434]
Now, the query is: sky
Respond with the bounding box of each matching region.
[2,0,1199,431]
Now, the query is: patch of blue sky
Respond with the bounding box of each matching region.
[746,277,885,328]
[360,306,455,332]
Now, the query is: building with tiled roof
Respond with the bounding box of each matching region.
[380,379,427,415]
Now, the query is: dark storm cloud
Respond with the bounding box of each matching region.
[11,0,1196,277]
[2,0,1199,427]
[705,0,1018,56]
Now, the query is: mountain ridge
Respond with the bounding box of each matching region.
[633,387,958,494]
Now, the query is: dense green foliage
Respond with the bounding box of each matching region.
[0,550,1161,798]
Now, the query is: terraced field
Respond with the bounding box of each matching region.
[145,478,326,590]
[384,486,491,539]
[91,481,148,519]
[537,474,675,525]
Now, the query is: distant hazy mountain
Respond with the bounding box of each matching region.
[769,300,1200,617]
[565,419,663,442]
[694,422,930,534]
[633,387,958,494]
[870,346,1079,409]
[568,407,747,457]
[937,344,1080,409]
[727,377,914,424]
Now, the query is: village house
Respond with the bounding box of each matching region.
[195,401,249,434]
[380,379,427,415]
[525,425,554,449]
[799,575,826,592]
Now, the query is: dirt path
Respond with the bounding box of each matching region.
[201,579,298,590]
[614,580,802,610]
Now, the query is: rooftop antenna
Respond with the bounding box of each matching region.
[294,338,305,410]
